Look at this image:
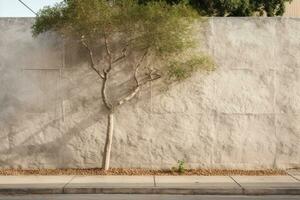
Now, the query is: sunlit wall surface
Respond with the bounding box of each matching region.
[285,0,300,17]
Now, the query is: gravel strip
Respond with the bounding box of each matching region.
[0,168,287,176]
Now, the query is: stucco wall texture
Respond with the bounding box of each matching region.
[0,17,299,170]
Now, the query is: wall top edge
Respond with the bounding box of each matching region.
[0,17,35,19]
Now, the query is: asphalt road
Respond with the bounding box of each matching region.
[0,195,300,200]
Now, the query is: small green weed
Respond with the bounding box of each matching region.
[177,160,185,174]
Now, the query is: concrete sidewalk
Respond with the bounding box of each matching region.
[0,173,300,195]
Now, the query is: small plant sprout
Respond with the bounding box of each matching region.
[178,160,185,174]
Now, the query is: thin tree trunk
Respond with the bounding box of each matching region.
[102,111,114,171]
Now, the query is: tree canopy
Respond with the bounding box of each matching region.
[33,0,194,54]
[139,0,293,16]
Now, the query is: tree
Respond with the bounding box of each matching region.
[32,0,213,170]
[139,0,293,16]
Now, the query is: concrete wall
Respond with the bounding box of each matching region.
[285,0,300,17]
[0,17,299,170]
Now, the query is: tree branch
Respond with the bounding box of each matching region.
[139,70,162,86]
[134,49,149,86]
[117,73,161,106]
[101,72,113,110]
[112,35,146,64]
[104,33,113,73]
[117,48,156,106]
[112,45,128,64]
[81,35,113,110]
[117,86,140,106]
[101,33,114,110]
[81,38,104,79]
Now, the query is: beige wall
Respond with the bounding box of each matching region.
[0,18,300,170]
[285,0,300,17]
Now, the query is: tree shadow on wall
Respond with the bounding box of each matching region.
[0,39,155,169]
[0,36,213,169]
[0,63,110,168]
[0,110,103,168]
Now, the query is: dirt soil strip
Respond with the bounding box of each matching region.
[0,168,287,176]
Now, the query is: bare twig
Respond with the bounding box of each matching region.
[81,38,105,79]
[117,48,161,106]
[117,87,140,106]
[117,74,161,106]
[140,69,162,86]
[112,35,146,64]
[112,46,128,64]
[104,33,113,73]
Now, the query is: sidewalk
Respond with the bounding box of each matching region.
[0,172,299,195]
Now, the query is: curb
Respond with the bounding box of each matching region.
[63,187,243,195]
[1,187,300,195]
[0,188,63,195]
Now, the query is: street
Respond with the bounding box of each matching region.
[0,195,300,200]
